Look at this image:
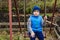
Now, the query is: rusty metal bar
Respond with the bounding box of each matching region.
[8,0,12,40]
[44,0,46,38]
[50,0,57,33]
[14,0,21,32]
[24,0,27,39]
[44,0,46,16]
[52,0,57,17]
[24,0,26,29]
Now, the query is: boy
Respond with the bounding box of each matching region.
[27,6,47,40]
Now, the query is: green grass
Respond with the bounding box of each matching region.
[0,34,29,40]
[0,31,29,40]
[0,28,57,40]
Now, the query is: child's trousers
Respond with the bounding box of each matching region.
[29,31,44,40]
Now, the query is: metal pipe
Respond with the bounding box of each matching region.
[24,0,26,30]
[50,0,57,33]
[44,0,46,16]
[14,0,21,32]
[44,0,46,38]
[8,0,12,40]
[24,0,26,39]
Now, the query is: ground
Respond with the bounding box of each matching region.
[0,28,57,40]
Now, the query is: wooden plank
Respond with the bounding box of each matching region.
[0,20,58,26]
[12,14,30,17]
[46,20,58,27]
[0,22,27,25]
[0,28,19,30]
[0,28,26,32]
[0,28,20,31]
[54,28,60,39]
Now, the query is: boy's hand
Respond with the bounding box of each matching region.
[44,16,47,21]
[31,32,35,38]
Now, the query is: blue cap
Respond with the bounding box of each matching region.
[32,6,41,12]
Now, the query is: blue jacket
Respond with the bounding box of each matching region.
[27,6,44,33]
[27,15,43,33]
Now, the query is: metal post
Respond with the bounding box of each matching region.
[44,0,46,16]
[24,0,26,39]
[44,0,46,38]
[50,0,57,33]
[24,0,26,28]
[14,0,21,32]
[8,0,12,40]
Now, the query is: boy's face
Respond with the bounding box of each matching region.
[33,10,40,16]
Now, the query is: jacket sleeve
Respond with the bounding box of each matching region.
[42,18,46,26]
[27,18,34,33]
